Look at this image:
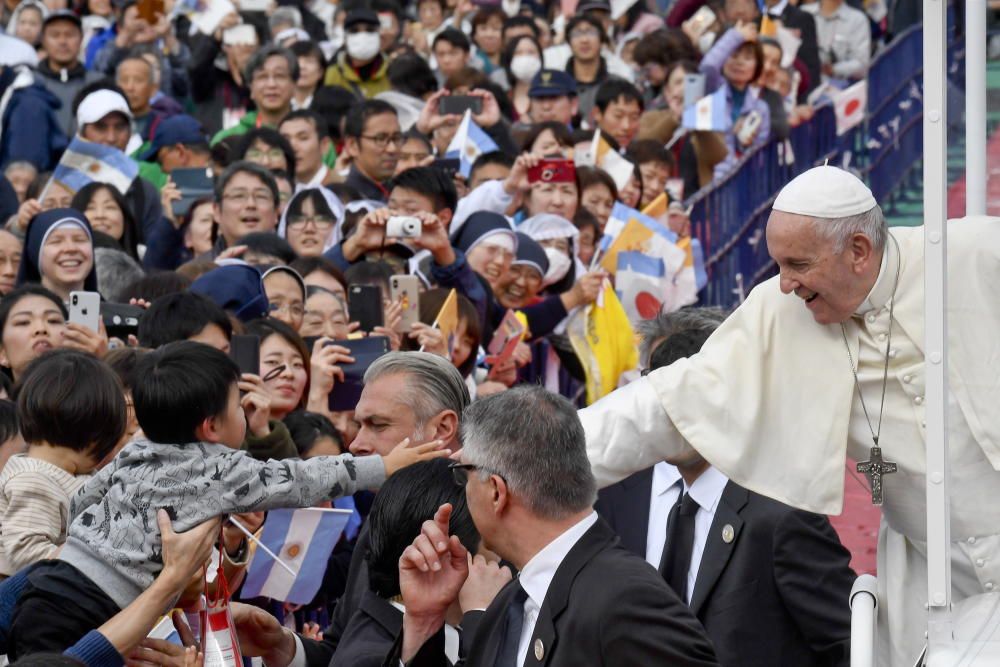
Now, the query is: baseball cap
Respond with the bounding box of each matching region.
[139,115,207,162]
[578,0,611,12]
[76,89,132,127]
[43,10,83,31]
[528,70,578,98]
[344,8,380,30]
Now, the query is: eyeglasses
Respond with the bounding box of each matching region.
[223,190,275,206]
[245,148,284,161]
[569,27,600,40]
[287,215,335,230]
[360,133,405,148]
[449,461,505,487]
[269,302,306,319]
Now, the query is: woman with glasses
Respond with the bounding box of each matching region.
[278,188,345,257]
[234,128,298,177]
[261,265,307,332]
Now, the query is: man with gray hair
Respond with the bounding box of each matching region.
[392,385,719,666]
[231,351,469,667]
[581,165,1000,666]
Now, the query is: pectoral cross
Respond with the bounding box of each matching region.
[857,446,897,506]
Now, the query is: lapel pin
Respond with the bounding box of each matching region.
[534,638,544,661]
[722,524,735,543]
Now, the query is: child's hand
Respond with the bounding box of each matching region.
[239,373,272,438]
[382,438,451,476]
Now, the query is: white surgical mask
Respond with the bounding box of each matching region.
[697,31,717,55]
[510,54,542,83]
[346,31,380,61]
[543,246,572,285]
[502,0,520,17]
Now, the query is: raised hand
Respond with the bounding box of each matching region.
[382,437,451,476]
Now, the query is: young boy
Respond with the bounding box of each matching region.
[0,350,127,578]
[9,341,444,658]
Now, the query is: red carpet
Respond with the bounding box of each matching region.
[946,128,1000,218]
[829,462,880,575]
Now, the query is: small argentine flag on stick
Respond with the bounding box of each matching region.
[237,508,353,605]
[42,136,139,201]
[681,87,732,132]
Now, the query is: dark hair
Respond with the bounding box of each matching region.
[573,206,602,239]
[566,14,607,47]
[344,261,393,299]
[290,256,348,294]
[280,109,329,140]
[576,164,619,201]
[238,232,297,265]
[633,28,700,67]
[244,318,310,370]
[403,288,480,377]
[648,326,714,369]
[17,350,126,460]
[290,40,327,71]
[433,27,471,53]
[400,128,433,155]
[594,78,644,113]
[519,121,574,154]
[312,86,358,143]
[0,285,67,335]
[284,190,336,233]
[366,459,480,598]
[137,292,232,348]
[133,341,240,444]
[625,139,674,169]
[729,40,766,84]
[176,195,217,246]
[472,6,504,36]
[120,271,192,303]
[344,100,398,139]
[234,129,296,181]
[502,15,540,40]
[390,167,458,214]
[283,410,343,457]
[444,67,487,93]
[104,346,149,392]
[417,0,446,10]
[244,45,300,87]
[70,182,140,259]
[386,53,439,99]
[470,151,514,182]
[0,400,18,444]
[500,34,542,85]
[215,160,280,206]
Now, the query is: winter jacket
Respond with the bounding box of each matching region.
[323,52,391,99]
[34,59,103,136]
[0,66,68,171]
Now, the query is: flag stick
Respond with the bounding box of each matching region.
[227,516,297,576]
[36,175,55,206]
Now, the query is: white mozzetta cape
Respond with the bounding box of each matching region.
[582,216,1000,515]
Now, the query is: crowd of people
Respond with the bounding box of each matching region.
[0,0,934,664]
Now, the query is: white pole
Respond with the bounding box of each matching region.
[966,0,987,215]
[924,0,953,657]
[849,575,878,667]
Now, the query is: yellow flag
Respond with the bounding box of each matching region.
[642,192,670,227]
[432,288,459,355]
[566,283,638,404]
[599,217,654,274]
[760,15,778,37]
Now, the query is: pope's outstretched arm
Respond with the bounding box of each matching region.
[579,376,700,489]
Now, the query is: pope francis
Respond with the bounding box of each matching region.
[581,166,1000,666]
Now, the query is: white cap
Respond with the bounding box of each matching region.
[772,165,877,219]
[76,89,132,127]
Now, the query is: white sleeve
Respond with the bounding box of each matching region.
[580,377,694,489]
[451,180,513,238]
[278,634,307,667]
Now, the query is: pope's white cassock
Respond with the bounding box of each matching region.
[580,167,1000,667]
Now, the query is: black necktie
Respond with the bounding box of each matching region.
[495,581,528,667]
[659,491,699,601]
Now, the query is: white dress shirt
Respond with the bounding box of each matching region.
[515,512,599,667]
[646,464,730,603]
[296,164,329,192]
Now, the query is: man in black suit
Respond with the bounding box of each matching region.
[390,385,720,667]
[596,308,856,667]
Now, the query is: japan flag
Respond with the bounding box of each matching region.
[833,80,868,136]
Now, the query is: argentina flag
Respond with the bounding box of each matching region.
[445,110,499,178]
[682,87,732,132]
[52,137,139,195]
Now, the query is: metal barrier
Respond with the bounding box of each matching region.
[688,16,965,309]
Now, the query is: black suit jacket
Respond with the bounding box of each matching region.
[393,518,719,666]
[596,472,855,667]
[775,4,822,98]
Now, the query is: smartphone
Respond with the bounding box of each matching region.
[348,285,384,332]
[229,334,260,376]
[239,0,270,10]
[101,302,144,339]
[386,216,422,239]
[390,275,420,333]
[69,291,101,333]
[170,167,213,218]
[327,336,391,411]
[685,5,716,39]
[683,73,706,108]
[438,95,483,116]
[527,158,575,184]
[432,158,461,179]
[222,24,257,45]
[737,110,763,146]
[136,0,164,23]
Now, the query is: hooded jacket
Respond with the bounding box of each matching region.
[34,59,103,136]
[0,65,68,171]
[323,52,391,100]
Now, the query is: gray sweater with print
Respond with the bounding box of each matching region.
[58,437,385,609]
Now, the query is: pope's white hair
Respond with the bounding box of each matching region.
[815,205,888,254]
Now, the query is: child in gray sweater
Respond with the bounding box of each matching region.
[8,341,446,659]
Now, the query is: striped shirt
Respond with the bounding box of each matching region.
[0,455,90,577]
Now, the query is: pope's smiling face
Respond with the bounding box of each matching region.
[766,210,880,325]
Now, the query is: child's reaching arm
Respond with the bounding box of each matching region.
[217,439,451,515]
[2,471,75,573]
